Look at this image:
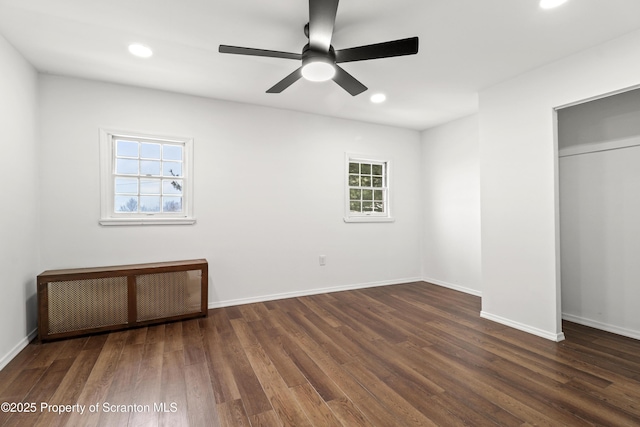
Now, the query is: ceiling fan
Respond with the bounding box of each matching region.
[219,0,419,96]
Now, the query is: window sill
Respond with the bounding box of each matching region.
[99,217,196,226]
[343,216,395,223]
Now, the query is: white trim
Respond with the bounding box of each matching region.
[422,277,482,297]
[558,135,640,157]
[208,277,422,309]
[99,217,196,226]
[99,128,195,226]
[562,313,640,341]
[0,328,38,371]
[344,152,394,223]
[554,83,640,111]
[343,216,395,223]
[480,311,566,342]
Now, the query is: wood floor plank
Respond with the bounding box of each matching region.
[391,340,525,426]
[249,410,283,427]
[0,367,46,403]
[343,360,440,427]
[429,317,605,387]
[0,342,40,382]
[277,330,343,403]
[26,340,67,369]
[127,340,164,427]
[563,339,640,378]
[487,355,640,426]
[298,296,343,328]
[283,309,353,365]
[290,383,343,426]
[33,347,103,427]
[81,333,109,352]
[54,337,90,360]
[144,323,166,345]
[338,325,445,398]
[163,321,184,354]
[209,307,235,334]
[222,306,244,321]
[243,303,278,331]
[246,319,308,388]
[3,281,640,426]
[125,327,148,346]
[563,378,640,418]
[272,313,411,426]
[217,399,250,427]
[326,397,371,427]
[158,350,189,427]
[278,327,397,425]
[219,329,272,417]
[356,287,439,326]
[201,319,242,404]
[230,318,312,427]
[495,326,637,388]
[351,292,442,347]
[181,319,205,366]
[324,297,406,344]
[430,392,503,427]
[64,331,129,427]
[184,362,220,427]
[336,298,409,344]
[2,358,74,427]
[236,305,262,323]
[405,341,578,426]
[96,342,144,427]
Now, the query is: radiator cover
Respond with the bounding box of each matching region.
[37,259,208,341]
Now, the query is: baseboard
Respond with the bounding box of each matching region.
[208,277,423,309]
[0,328,38,371]
[562,313,640,341]
[481,311,565,342]
[422,277,482,297]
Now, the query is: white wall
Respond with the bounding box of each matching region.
[0,34,40,369]
[479,28,640,341]
[558,89,640,339]
[421,115,481,295]
[38,75,422,307]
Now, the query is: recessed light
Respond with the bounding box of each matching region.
[539,0,568,9]
[370,93,386,104]
[128,43,153,58]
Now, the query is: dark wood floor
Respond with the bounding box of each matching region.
[1,282,640,426]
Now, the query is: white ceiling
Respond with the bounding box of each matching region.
[1,0,640,130]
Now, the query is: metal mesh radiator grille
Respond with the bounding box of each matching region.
[136,270,201,321]
[47,277,128,334]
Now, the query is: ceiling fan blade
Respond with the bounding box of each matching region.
[308,0,339,52]
[266,67,303,93]
[335,37,419,63]
[332,65,367,96]
[219,45,302,60]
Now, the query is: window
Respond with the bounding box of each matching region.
[99,129,195,225]
[344,154,394,223]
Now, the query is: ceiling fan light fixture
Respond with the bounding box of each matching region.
[301,60,336,82]
[219,0,418,95]
[539,0,568,9]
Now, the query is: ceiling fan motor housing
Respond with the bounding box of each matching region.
[302,43,336,67]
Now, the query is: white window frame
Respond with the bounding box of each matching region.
[344,153,394,223]
[99,128,196,226]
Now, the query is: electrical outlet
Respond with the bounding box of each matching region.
[319,255,326,266]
